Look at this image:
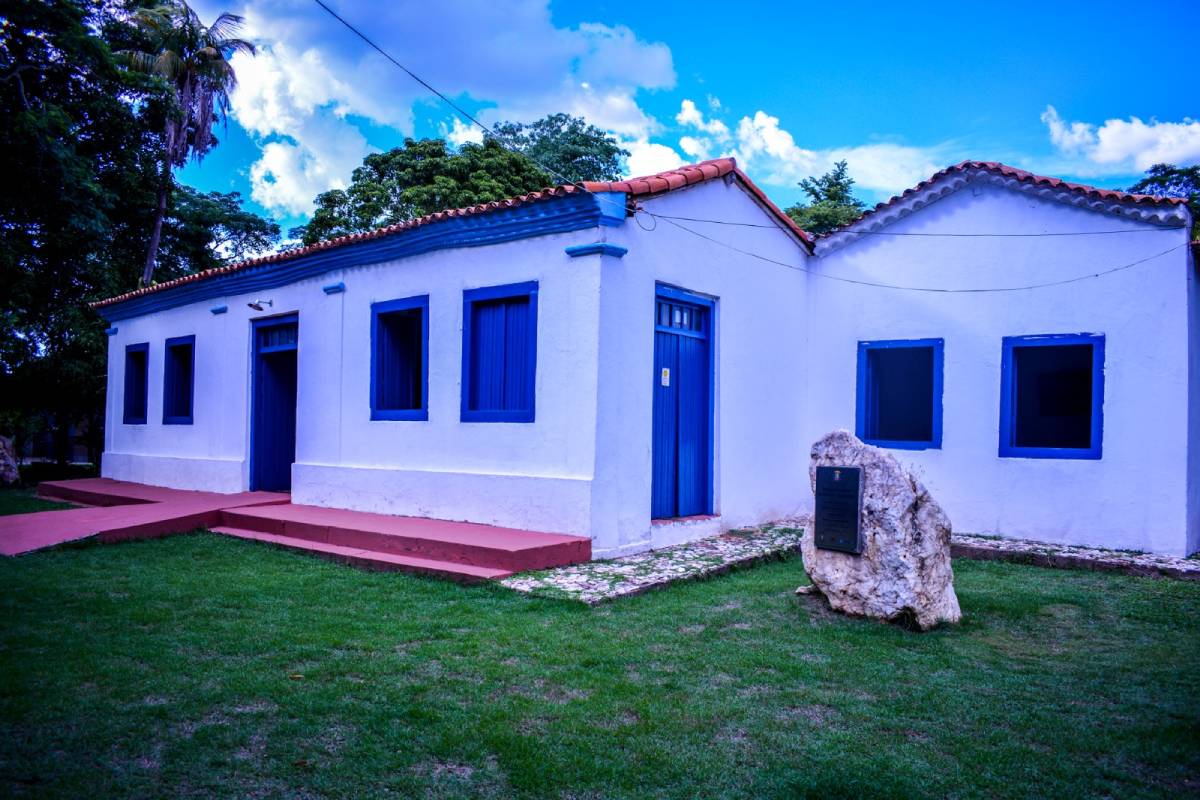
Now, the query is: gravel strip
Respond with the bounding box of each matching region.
[501,523,805,604]
[502,521,1198,604]
[951,533,1200,581]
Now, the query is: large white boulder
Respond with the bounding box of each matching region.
[800,431,961,630]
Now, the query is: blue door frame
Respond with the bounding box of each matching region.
[250,313,299,492]
[652,285,715,519]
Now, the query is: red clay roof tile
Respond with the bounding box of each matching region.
[828,160,1188,238]
[91,158,812,310]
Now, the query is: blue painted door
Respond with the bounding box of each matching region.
[652,291,712,518]
[251,316,298,491]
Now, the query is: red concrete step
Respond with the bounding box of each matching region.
[219,504,590,572]
[211,526,513,582]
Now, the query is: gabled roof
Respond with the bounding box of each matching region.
[818,161,1191,253]
[91,158,810,311]
[585,157,815,249]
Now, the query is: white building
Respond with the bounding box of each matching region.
[92,159,1199,557]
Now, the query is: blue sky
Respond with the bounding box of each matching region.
[183,0,1200,234]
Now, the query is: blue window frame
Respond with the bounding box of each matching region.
[371,295,429,421]
[123,342,149,425]
[461,281,538,423]
[856,338,944,450]
[162,335,195,424]
[999,333,1104,460]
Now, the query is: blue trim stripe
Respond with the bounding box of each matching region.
[104,326,118,336]
[855,338,944,450]
[564,242,628,258]
[98,192,627,322]
[210,305,228,315]
[322,282,345,295]
[999,332,1104,460]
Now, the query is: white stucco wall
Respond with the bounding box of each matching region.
[1187,242,1199,555]
[809,182,1195,555]
[101,179,813,556]
[103,229,609,536]
[100,173,1196,558]
[587,179,812,556]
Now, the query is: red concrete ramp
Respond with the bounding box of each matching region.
[0,479,286,556]
[4,479,590,582]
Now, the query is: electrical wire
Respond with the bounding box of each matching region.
[650,212,1190,293]
[311,0,1192,294]
[313,0,609,194]
[646,213,1187,237]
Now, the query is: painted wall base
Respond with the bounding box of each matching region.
[101,452,246,494]
[290,463,594,536]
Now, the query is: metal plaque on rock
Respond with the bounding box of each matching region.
[814,466,863,554]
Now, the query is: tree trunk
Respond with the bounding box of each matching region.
[53,415,70,466]
[141,162,171,287]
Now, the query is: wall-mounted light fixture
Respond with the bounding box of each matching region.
[247,299,274,312]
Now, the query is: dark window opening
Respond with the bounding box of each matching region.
[163,336,194,424]
[1012,344,1093,449]
[376,309,429,419]
[123,343,149,424]
[857,340,942,449]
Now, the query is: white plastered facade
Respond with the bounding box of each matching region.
[101,171,1199,556]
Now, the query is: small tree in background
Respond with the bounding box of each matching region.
[490,113,628,183]
[296,138,552,246]
[1126,163,1200,238]
[785,161,867,236]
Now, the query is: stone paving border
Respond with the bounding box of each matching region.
[500,523,805,604]
[951,533,1200,581]
[502,520,1199,605]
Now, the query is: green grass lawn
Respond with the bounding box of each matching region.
[0,487,73,516]
[1,531,1197,799]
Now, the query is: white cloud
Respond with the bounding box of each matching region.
[622,138,686,177]
[442,118,484,147]
[228,45,376,216]
[678,135,712,161]
[820,143,946,196]
[732,110,820,180]
[1041,105,1200,173]
[675,99,730,141]
[204,0,676,216]
[676,105,948,197]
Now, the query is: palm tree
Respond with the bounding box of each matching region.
[122,2,254,287]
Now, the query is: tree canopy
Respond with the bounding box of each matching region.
[1126,163,1200,237]
[295,113,632,246]
[784,161,867,236]
[490,113,628,183]
[296,138,552,246]
[0,0,275,464]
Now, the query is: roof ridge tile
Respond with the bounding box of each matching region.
[823,161,1189,239]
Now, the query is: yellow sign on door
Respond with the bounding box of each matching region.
[661,367,670,387]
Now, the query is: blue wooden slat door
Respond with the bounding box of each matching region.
[251,317,298,492]
[652,292,712,518]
